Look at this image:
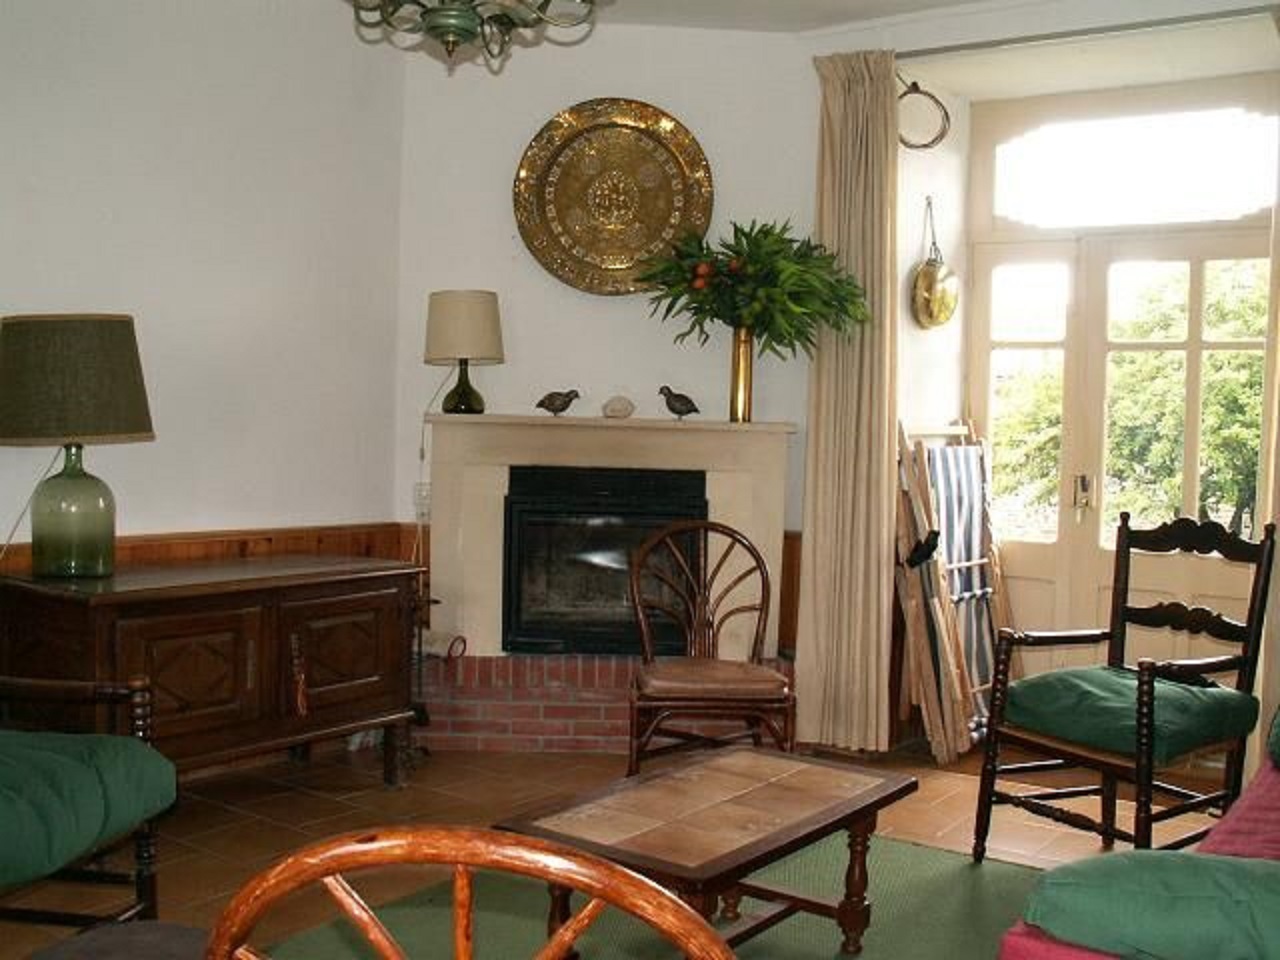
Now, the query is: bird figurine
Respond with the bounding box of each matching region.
[535,389,580,416]
[659,385,699,420]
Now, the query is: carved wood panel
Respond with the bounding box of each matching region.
[116,607,265,742]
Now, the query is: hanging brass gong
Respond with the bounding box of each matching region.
[911,256,960,329]
[910,196,959,328]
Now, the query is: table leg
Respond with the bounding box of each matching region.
[836,817,875,954]
[681,890,718,921]
[719,887,743,922]
[383,721,406,787]
[547,882,579,960]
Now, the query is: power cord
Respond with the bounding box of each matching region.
[0,448,64,567]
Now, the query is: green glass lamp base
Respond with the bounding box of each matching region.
[30,444,117,578]
[442,360,486,414]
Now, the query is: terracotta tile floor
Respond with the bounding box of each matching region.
[0,743,1215,957]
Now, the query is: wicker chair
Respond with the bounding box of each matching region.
[627,519,795,775]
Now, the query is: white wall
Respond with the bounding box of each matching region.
[0,0,405,536]
[896,84,970,428]
[394,25,821,529]
[6,1,1243,541]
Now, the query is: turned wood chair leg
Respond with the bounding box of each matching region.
[1100,774,1117,849]
[974,631,1013,863]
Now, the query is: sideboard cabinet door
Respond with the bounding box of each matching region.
[116,607,267,759]
[278,586,408,725]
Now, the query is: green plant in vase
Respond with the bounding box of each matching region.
[639,220,869,421]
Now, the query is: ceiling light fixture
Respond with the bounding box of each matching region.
[352,0,595,61]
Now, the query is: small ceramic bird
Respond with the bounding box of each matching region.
[659,385,699,420]
[536,389,580,416]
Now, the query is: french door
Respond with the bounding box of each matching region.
[970,228,1273,675]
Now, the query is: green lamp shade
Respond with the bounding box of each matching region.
[0,314,154,578]
[0,315,153,445]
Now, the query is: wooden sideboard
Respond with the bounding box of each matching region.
[0,556,419,784]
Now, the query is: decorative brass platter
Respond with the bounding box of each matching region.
[513,98,714,296]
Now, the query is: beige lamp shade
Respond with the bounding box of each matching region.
[0,314,154,446]
[424,290,504,366]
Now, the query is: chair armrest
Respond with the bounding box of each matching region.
[0,675,157,742]
[0,674,147,703]
[1150,656,1244,683]
[998,628,1110,648]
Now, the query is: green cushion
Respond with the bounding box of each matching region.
[1269,710,1280,767]
[0,730,176,888]
[1025,850,1280,960]
[1006,666,1258,765]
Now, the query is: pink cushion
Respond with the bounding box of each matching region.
[1198,760,1280,860]
[999,921,1118,959]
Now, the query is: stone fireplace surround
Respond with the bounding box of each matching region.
[422,414,794,752]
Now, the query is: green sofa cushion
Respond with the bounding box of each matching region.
[0,730,176,889]
[1006,666,1258,765]
[1025,850,1280,960]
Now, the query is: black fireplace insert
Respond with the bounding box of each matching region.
[503,466,706,655]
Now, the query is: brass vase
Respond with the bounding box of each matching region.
[729,327,753,423]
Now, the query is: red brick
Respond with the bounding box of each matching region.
[601,704,630,722]
[491,657,512,687]
[449,719,512,735]
[543,704,602,721]
[483,702,541,720]
[544,657,565,687]
[570,689,626,705]
[571,720,628,738]
[512,720,573,737]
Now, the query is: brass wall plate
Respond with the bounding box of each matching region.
[910,258,960,329]
[513,98,713,296]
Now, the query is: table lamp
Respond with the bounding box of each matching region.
[424,290,504,414]
[0,314,154,577]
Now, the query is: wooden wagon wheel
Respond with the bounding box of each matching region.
[204,826,733,960]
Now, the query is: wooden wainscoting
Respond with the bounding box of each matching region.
[0,522,420,575]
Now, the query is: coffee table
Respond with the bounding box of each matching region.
[497,748,917,954]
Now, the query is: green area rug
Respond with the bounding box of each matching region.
[274,836,1037,959]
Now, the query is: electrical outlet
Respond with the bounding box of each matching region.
[414,482,432,522]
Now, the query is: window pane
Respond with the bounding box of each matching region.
[995,108,1279,228]
[990,348,1062,542]
[1200,350,1264,538]
[991,263,1069,341]
[1104,350,1185,535]
[1108,261,1188,341]
[1204,259,1270,340]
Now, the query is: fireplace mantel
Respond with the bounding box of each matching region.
[426,414,795,657]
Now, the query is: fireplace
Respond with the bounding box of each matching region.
[503,466,706,655]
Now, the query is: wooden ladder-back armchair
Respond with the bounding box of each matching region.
[973,513,1276,858]
[205,825,734,959]
[627,519,796,776]
[0,675,176,927]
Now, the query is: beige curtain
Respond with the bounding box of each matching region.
[795,51,898,751]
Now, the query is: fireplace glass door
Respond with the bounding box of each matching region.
[503,467,706,655]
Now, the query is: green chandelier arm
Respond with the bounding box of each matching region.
[479,0,594,29]
[353,0,429,34]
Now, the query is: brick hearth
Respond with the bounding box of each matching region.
[416,654,793,753]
